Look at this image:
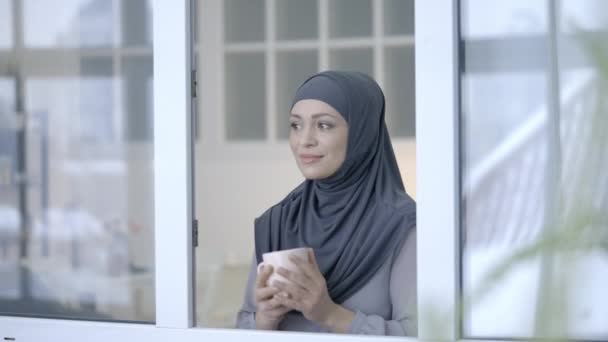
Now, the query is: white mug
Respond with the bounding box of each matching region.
[257,247,311,287]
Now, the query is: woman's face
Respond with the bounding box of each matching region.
[289,99,348,180]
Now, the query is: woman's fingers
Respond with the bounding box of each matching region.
[272,280,307,302]
[255,264,273,289]
[263,301,291,319]
[276,265,316,290]
[274,293,302,312]
[258,294,290,312]
[255,285,281,302]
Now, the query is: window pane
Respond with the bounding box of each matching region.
[461,0,547,39]
[328,0,372,38]
[0,3,154,322]
[384,0,414,36]
[24,0,115,47]
[384,46,415,137]
[276,50,318,140]
[121,0,152,46]
[329,48,373,77]
[122,56,153,141]
[461,2,608,340]
[561,0,608,32]
[225,52,266,140]
[224,0,265,43]
[276,0,318,41]
[0,0,12,49]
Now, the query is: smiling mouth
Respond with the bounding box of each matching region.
[299,155,323,164]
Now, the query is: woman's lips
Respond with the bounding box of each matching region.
[299,154,323,164]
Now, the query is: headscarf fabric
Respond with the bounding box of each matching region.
[254,71,416,304]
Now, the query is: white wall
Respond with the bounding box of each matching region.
[194,141,416,267]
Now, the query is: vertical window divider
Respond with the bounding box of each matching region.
[218,0,227,143]
[152,0,194,328]
[319,0,329,70]
[372,0,386,123]
[415,0,461,340]
[112,0,122,143]
[266,0,277,142]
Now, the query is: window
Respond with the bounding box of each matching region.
[460,0,608,339]
[194,0,417,331]
[0,0,12,49]
[0,0,154,322]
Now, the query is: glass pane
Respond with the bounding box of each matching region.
[276,50,318,140]
[225,52,266,140]
[224,0,265,43]
[461,0,548,39]
[78,57,115,143]
[276,0,318,41]
[24,0,115,47]
[0,78,17,302]
[461,72,549,339]
[384,46,415,137]
[561,0,608,32]
[0,4,154,323]
[328,0,372,38]
[121,0,152,46]
[384,0,414,36]
[461,2,608,340]
[0,0,12,48]
[0,78,15,110]
[80,56,113,76]
[122,56,153,141]
[329,48,373,77]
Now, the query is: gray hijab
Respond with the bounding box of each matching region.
[254,71,416,304]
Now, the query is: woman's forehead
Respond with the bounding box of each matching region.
[291,99,343,118]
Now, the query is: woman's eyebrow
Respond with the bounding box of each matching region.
[290,112,336,119]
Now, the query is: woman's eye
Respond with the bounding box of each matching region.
[318,122,334,130]
[290,122,301,130]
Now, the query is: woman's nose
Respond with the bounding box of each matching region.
[300,126,317,147]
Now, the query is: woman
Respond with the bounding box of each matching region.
[236,71,417,336]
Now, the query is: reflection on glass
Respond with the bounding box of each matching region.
[461,1,608,340]
[225,52,266,140]
[462,73,547,168]
[328,0,372,38]
[276,50,318,139]
[0,0,12,48]
[122,56,153,141]
[461,0,548,39]
[224,0,265,43]
[121,0,152,46]
[384,0,414,36]
[561,0,608,32]
[329,48,373,78]
[0,76,156,321]
[384,46,415,137]
[24,0,114,47]
[0,79,15,110]
[0,1,154,321]
[276,0,318,41]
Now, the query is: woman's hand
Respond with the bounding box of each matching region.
[273,249,355,333]
[254,265,291,330]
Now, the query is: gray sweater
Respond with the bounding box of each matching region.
[235,229,417,336]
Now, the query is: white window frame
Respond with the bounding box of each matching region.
[0,1,462,341]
